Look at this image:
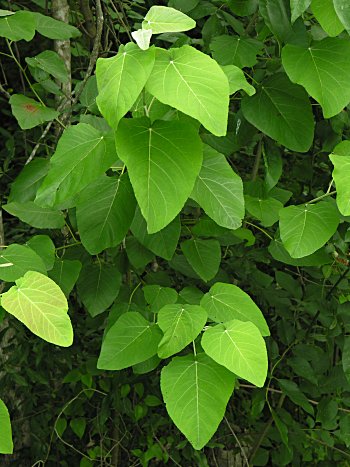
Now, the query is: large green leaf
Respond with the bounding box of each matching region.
[3,201,65,229]
[200,282,269,336]
[290,0,311,23]
[210,35,263,68]
[0,244,47,282]
[96,43,155,129]
[8,158,49,203]
[77,262,121,317]
[161,353,235,450]
[241,73,314,152]
[1,271,73,346]
[282,38,350,118]
[143,6,196,33]
[26,235,56,271]
[116,117,202,233]
[181,239,221,282]
[0,399,13,454]
[97,312,162,370]
[311,0,344,37]
[329,141,350,216]
[157,304,207,358]
[49,259,82,297]
[0,10,35,41]
[143,285,178,312]
[333,0,350,33]
[279,201,340,258]
[76,174,136,254]
[131,209,180,260]
[201,320,268,387]
[36,123,117,208]
[9,94,59,130]
[146,45,229,136]
[191,145,244,230]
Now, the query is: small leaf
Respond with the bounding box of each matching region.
[227,0,258,16]
[200,282,269,336]
[143,6,196,33]
[279,201,340,258]
[0,244,47,282]
[131,209,181,260]
[210,35,263,68]
[116,118,202,233]
[0,399,13,454]
[26,50,68,83]
[96,43,155,129]
[8,158,49,204]
[9,94,59,130]
[278,379,314,415]
[131,28,153,50]
[3,201,65,229]
[26,235,56,271]
[49,260,82,297]
[290,0,311,23]
[181,239,221,282]
[333,0,350,33]
[33,12,81,39]
[201,319,268,387]
[143,285,178,312]
[311,0,344,37]
[77,262,121,317]
[1,271,73,346]
[161,353,235,449]
[70,418,86,439]
[342,336,350,384]
[221,65,256,96]
[241,73,314,152]
[76,174,136,254]
[98,312,162,370]
[191,145,245,230]
[157,304,207,358]
[282,38,350,118]
[146,45,229,136]
[329,141,350,216]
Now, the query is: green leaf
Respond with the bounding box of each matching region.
[116,117,202,233]
[329,141,350,216]
[0,399,13,454]
[131,29,153,50]
[227,0,258,16]
[282,38,350,118]
[125,236,154,270]
[221,65,256,96]
[210,35,262,68]
[191,145,245,230]
[157,304,207,358]
[142,6,196,33]
[49,259,82,297]
[26,235,55,271]
[131,209,181,260]
[271,409,289,447]
[3,201,65,229]
[1,271,73,346]
[181,239,221,282]
[97,312,162,370]
[70,418,86,439]
[0,10,35,41]
[76,174,136,254]
[8,158,49,203]
[0,244,47,282]
[26,50,68,83]
[33,12,81,39]
[268,239,331,266]
[143,285,178,312]
[342,336,350,384]
[161,353,235,449]
[200,282,269,336]
[201,319,268,387]
[36,123,117,208]
[245,195,283,227]
[290,0,311,23]
[241,73,314,152]
[96,43,155,129]
[334,0,350,33]
[77,262,121,317]
[278,379,314,415]
[279,201,340,258]
[311,0,344,36]
[9,94,59,130]
[168,0,199,12]
[146,45,229,136]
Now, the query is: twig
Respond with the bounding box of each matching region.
[251,139,262,181]
[224,417,249,467]
[0,83,10,99]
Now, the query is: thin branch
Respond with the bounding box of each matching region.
[224,417,249,467]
